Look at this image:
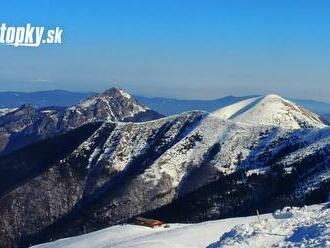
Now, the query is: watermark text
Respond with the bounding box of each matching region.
[0,23,63,47]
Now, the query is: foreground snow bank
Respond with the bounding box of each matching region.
[33,203,330,248]
[209,203,330,248]
[32,216,262,248]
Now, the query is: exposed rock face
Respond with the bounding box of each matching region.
[0,88,162,155]
[0,95,329,248]
[0,111,205,247]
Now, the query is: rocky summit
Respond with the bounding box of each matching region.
[0,88,162,155]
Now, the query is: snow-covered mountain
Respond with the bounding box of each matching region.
[136,95,330,116]
[213,94,325,129]
[0,89,328,117]
[32,203,330,248]
[0,88,162,155]
[0,94,329,247]
[64,88,160,125]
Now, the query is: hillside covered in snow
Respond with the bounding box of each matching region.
[33,203,330,248]
[0,94,329,247]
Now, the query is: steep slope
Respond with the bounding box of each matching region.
[63,88,161,127]
[0,95,329,247]
[211,96,261,120]
[0,88,162,155]
[0,111,206,247]
[0,122,103,197]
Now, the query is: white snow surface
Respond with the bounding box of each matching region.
[212,203,330,248]
[32,203,330,248]
[119,89,132,100]
[74,95,329,200]
[213,95,325,129]
[212,96,261,120]
[0,108,17,117]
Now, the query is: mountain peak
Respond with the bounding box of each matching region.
[78,88,147,111]
[101,87,131,98]
[66,88,160,123]
[18,103,35,111]
[0,88,163,155]
[262,94,284,100]
[213,94,326,129]
[83,87,136,104]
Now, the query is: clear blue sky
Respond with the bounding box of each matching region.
[0,0,329,101]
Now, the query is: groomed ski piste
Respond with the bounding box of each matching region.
[33,202,330,248]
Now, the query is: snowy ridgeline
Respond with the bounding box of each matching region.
[33,203,330,248]
[0,108,16,117]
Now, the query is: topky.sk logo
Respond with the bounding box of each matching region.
[0,23,63,47]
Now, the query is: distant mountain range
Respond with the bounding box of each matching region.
[0,89,328,118]
[0,88,162,156]
[0,90,329,247]
[0,90,91,108]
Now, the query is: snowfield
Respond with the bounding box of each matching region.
[211,203,330,248]
[33,203,330,248]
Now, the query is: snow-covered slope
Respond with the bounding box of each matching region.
[32,213,268,248]
[61,87,162,129]
[33,203,330,248]
[213,94,325,129]
[211,203,330,248]
[212,96,261,120]
[1,94,329,247]
[0,108,16,117]
[136,95,330,116]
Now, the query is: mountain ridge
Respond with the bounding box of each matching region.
[0,90,329,116]
[212,94,325,129]
[0,88,162,155]
[0,94,329,247]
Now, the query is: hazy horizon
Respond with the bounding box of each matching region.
[0,87,329,104]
